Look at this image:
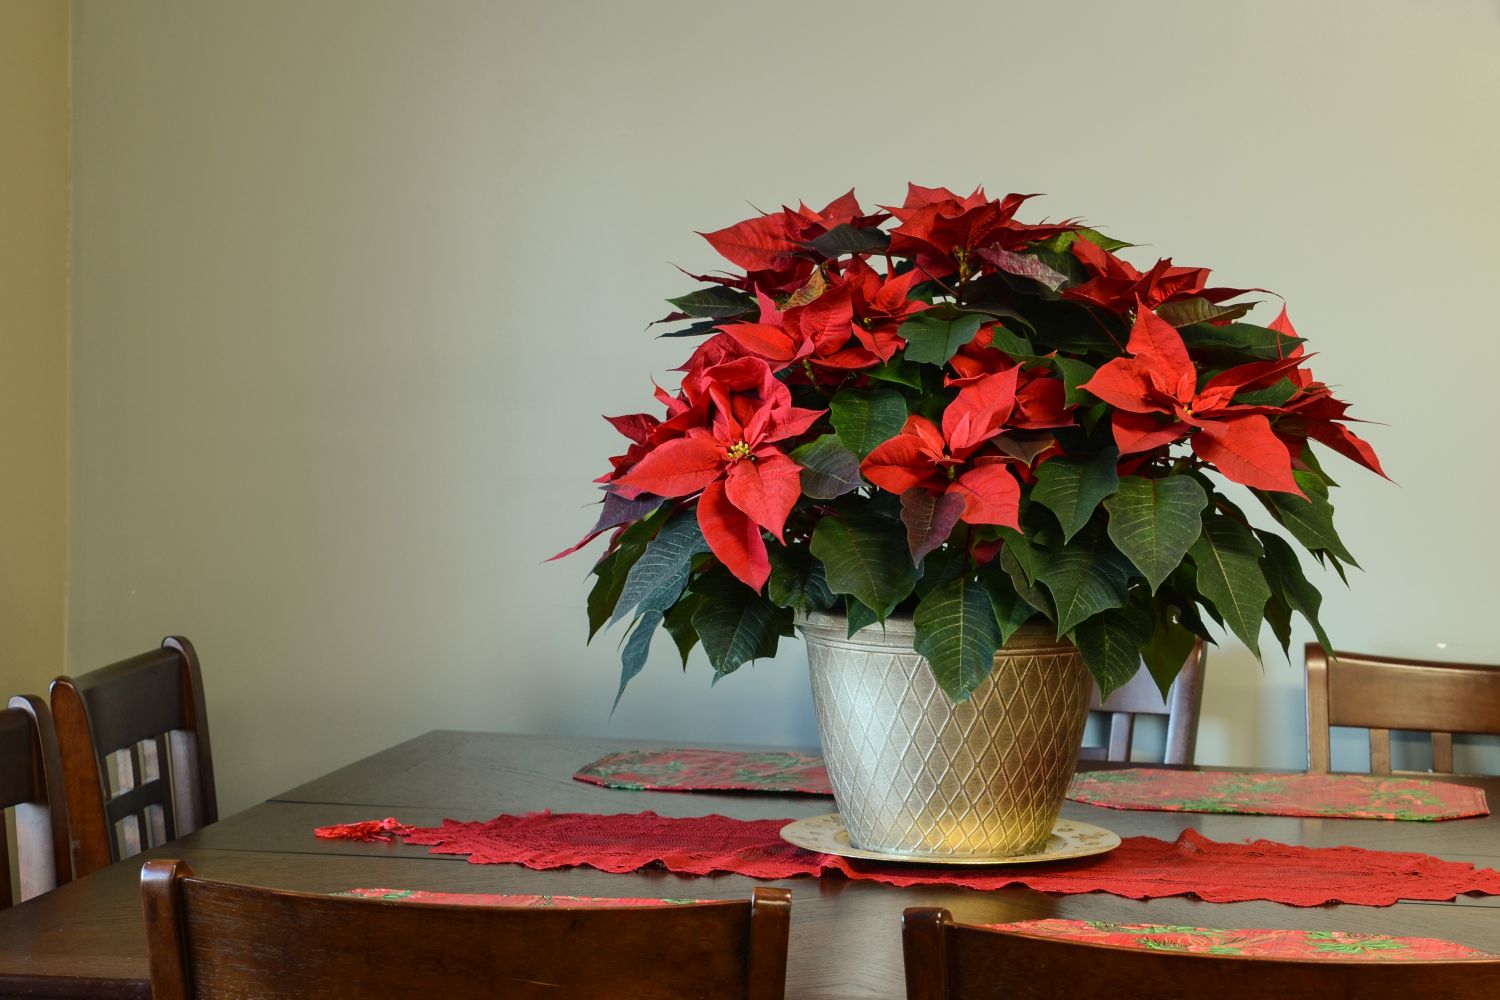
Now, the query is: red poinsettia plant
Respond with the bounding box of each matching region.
[559,185,1384,705]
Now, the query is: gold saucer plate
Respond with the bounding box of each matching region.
[779,814,1120,865]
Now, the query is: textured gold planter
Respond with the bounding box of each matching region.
[801,612,1090,858]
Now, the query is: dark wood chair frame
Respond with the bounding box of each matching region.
[1306,642,1500,774]
[1078,639,1206,765]
[902,907,1500,999]
[0,695,72,907]
[51,636,217,878]
[141,859,792,999]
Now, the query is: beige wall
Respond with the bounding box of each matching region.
[1,0,70,704]
[68,0,1500,813]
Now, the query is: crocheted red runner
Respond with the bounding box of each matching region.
[1067,768,1488,821]
[314,811,1500,908]
[986,919,1495,960]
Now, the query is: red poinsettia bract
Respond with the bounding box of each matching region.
[861,369,1026,539]
[613,358,823,590]
[883,184,1079,280]
[1080,304,1306,493]
[1064,238,1250,314]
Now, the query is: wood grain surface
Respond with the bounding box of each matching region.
[2,730,1498,999]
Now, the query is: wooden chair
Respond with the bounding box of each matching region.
[1078,640,1206,765]
[1306,643,1500,774]
[901,908,1500,999]
[141,859,791,999]
[0,695,72,906]
[50,637,217,878]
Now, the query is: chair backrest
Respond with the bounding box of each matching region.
[1077,640,1206,765]
[50,637,217,877]
[141,859,791,1000]
[901,908,1500,1000]
[1305,643,1500,774]
[0,695,71,907]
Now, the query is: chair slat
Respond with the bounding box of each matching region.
[1082,641,1206,765]
[1368,729,1391,773]
[52,636,215,877]
[1432,732,1455,773]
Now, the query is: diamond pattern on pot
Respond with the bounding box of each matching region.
[804,617,1090,858]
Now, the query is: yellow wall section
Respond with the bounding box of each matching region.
[0,0,70,701]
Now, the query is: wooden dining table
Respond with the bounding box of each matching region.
[2,729,1498,999]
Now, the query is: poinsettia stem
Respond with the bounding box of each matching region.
[1086,305,1126,352]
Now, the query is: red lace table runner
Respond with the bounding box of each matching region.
[342,888,708,907]
[987,919,1495,960]
[1067,768,1488,821]
[314,811,1500,907]
[574,748,832,794]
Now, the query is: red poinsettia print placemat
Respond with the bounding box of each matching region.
[314,811,1500,907]
[341,888,708,907]
[986,919,1495,960]
[573,748,833,794]
[1065,768,1488,821]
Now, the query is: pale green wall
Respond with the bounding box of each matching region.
[1,0,70,706]
[69,0,1500,813]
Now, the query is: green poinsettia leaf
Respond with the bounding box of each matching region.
[1256,529,1335,655]
[1263,591,1294,661]
[1034,522,1136,635]
[997,527,1044,585]
[665,286,755,319]
[1051,357,1098,407]
[916,544,968,597]
[1141,609,1200,699]
[1070,602,1154,699]
[979,565,1039,644]
[1031,449,1121,543]
[1154,297,1258,328]
[661,593,703,667]
[899,310,985,365]
[843,595,880,637]
[989,326,1040,361]
[828,387,908,459]
[1103,474,1209,593]
[615,610,663,710]
[999,545,1056,620]
[1042,228,1134,254]
[1180,322,1304,361]
[810,517,919,621]
[766,544,836,615]
[865,358,925,389]
[791,434,864,499]
[1188,511,1271,659]
[585,517,656,640]
[1255,470,1359,567]
[689,569,790,679]
[1233,377,1298,408]
[609,513,710,627]
[656,319,721,339]
[913,576,1002,702]
[801,223,891,256]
